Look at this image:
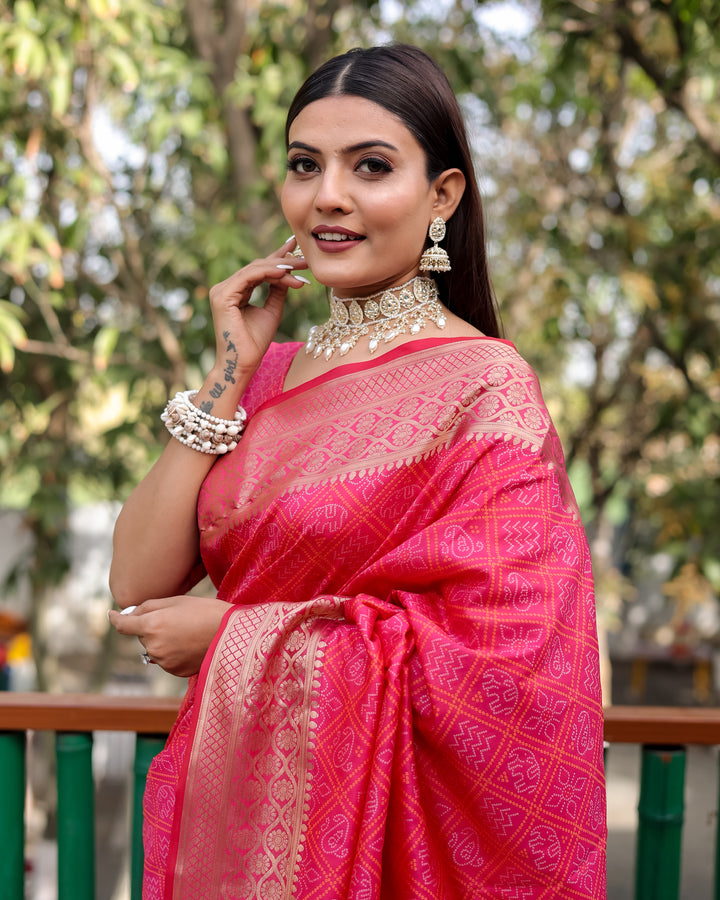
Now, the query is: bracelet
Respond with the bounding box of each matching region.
[161,390,247,454]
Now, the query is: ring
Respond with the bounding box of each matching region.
[141,652,152,665]
[290,246,304,258]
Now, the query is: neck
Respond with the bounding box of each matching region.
[330,276,425,307]
[305,276,446,361]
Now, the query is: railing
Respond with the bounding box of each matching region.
[0,693,178,900]
[1,697,720,899]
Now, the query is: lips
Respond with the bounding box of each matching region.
[311,226,365,251]
[315,232,359,242]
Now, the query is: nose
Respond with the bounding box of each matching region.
[313,164,352,213]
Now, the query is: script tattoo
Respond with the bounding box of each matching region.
[199,332,240,413]
[222,330,239,385]
[200,331,238,414]
[223,331,238,384]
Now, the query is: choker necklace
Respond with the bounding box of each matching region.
[305,276,446,360]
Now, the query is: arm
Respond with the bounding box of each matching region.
[109,238,308,607]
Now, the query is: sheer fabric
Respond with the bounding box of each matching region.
[143,337,607,899]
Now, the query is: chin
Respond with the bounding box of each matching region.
[313,263,417,296]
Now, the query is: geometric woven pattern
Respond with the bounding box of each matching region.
[144,337,606,898]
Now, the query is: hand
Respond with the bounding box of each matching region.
[108,595,230,677]
[207,236,309,388]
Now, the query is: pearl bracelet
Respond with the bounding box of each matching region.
[160,390,247,454]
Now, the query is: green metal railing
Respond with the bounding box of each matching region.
[1,697,720,899]
[0,693,177,900]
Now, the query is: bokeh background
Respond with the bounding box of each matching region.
[1,1,719,894]
[2,0,718,703]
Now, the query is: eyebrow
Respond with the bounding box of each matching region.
[287,139,399,154]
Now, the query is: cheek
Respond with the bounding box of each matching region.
[279,184,292,220]
[366,186,432,236]
[280,182,303,226]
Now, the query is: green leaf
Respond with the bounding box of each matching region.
[0,302,28,372]
[93,325,119,370]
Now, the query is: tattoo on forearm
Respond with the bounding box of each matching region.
[202,332,240,411]
[221,330,239,385]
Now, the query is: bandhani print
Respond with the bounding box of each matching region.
[142,337,606,899]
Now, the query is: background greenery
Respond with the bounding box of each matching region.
[1,0,718,693]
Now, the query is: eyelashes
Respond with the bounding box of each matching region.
[357,157,393,175]
[286,156,394,176]
[286,156,317,174]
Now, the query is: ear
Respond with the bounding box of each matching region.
[430,168,466,222]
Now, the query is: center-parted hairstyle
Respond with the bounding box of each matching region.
[285,44,501,338]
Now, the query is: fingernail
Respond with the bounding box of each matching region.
[284,234,295,243]
[120,605,137,615]
[106,609,111,622]
[294,276,311,285]
[276,264,295,270]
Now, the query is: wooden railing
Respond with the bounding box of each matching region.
[0,694,179,900]
[1,696,720,899]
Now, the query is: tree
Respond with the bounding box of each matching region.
[470,0,720,682]
[2,0,718,697]
[0,0,371,688]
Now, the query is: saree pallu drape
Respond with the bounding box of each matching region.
[143,337,607,900]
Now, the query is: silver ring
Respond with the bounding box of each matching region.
[141,651,152,665]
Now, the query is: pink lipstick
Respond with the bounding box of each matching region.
[312,225,365,252]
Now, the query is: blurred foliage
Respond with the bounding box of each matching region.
[0,0,719,683]
[469,0,720,652]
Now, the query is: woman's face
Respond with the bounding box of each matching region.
[281,96,439,298]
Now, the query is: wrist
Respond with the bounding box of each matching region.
[194,369,250,419]
[161,390,247,455]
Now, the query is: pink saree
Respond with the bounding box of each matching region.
[143,337,606,899]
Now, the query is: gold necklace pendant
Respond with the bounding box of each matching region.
[304,276,446,361]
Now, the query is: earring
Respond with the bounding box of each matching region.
[419,217,451,273]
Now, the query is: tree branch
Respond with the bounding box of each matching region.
[614,7,720,164]
[18,340,171,380]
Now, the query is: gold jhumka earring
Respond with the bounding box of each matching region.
[419,217,451,273]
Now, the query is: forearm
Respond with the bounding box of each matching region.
[109,239,307,605]
[110,367,250,605]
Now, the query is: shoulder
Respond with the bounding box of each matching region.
[429,337,552,450]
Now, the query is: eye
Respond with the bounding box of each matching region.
[357,157,393,175]
[287,156,319,174]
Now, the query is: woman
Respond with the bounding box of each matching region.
[110,45,607,900]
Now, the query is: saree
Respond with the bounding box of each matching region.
[143,337,607,899]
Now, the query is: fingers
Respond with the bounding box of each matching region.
[210,256,311,308]
[270,235,298,259]
[271,238,310,282]
[108,607,144,636]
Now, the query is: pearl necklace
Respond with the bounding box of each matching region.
[305,276,446,360]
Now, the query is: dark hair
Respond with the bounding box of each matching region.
[285,44,501,338]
